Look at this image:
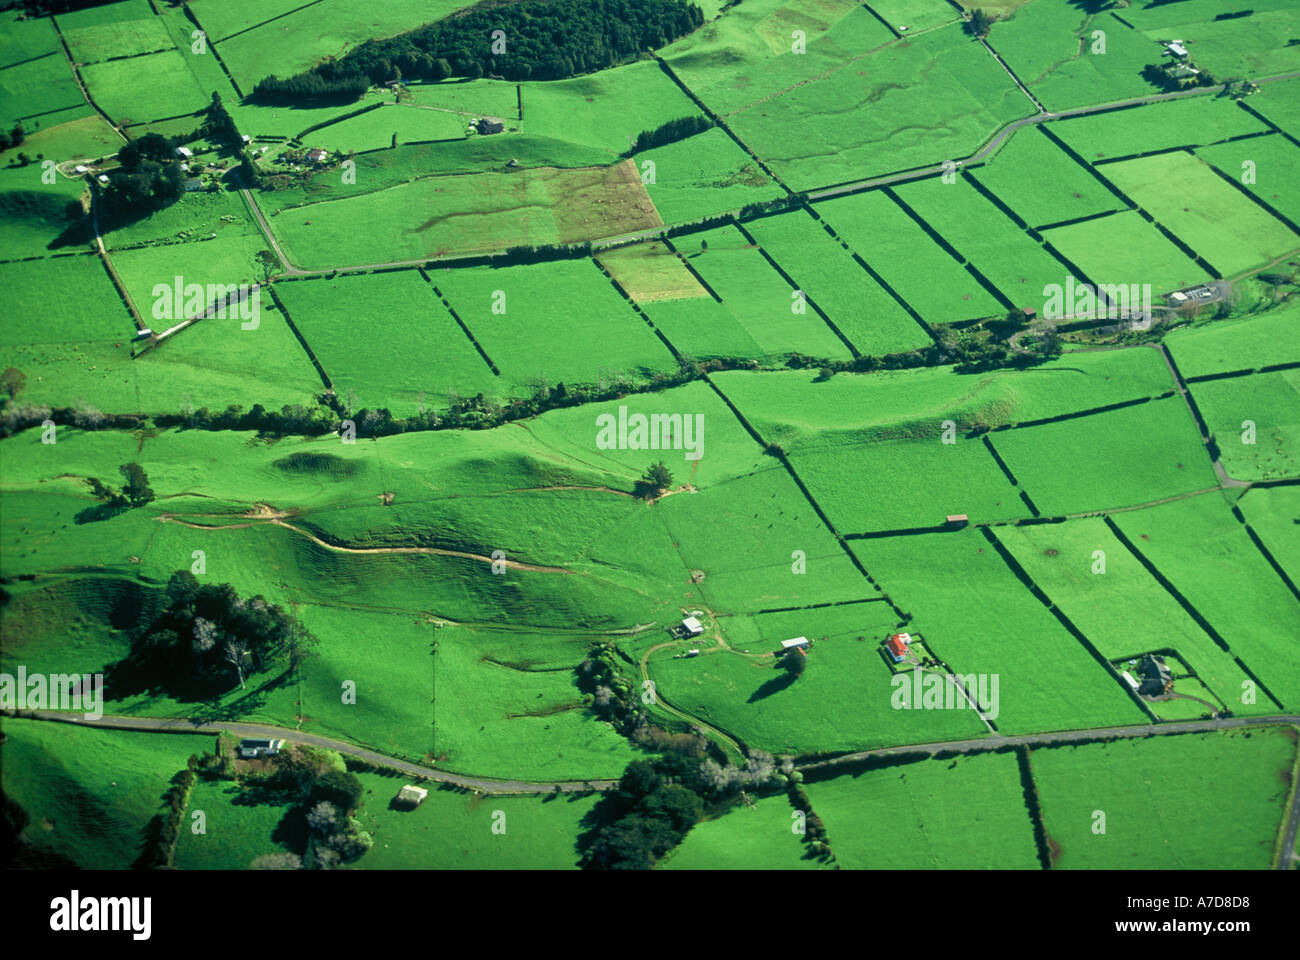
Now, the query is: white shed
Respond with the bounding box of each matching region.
[680,616,704,637]
[397,784,428,807]
[780,637,810,651]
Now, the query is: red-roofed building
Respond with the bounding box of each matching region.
[886,634,910,662]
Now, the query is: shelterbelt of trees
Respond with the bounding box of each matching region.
[252,0,705,104]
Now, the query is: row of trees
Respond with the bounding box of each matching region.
[627,115,713,155]
[253,0,704,103]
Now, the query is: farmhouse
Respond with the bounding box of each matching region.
[679,616,704,638]
[885,633,910,663]
[306,148,329,163]
[396,784,428,808]
[73,164,87,174]
[1136,654,1174,697]
[237,738,285,759]
[477,117,505,135]
[97,174,109,185]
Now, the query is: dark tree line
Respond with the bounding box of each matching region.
[627,114,712,155]
[253,0,704,104]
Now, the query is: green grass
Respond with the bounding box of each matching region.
[970,125,1122,229]
[0,718,216,869]
[304,101,468,153]
[0,46,84,128]
[804,750,1041,869]
[816,188,1004,323]
[1237,485,1300,587]
[188,0,318,42]
[892,174,1079,312]
[744,209,932,356]
[1029,726,1297,869]
[1041,210,1211,295]
[1165,300,1300,377]
[1191,370,1300,481]
[852,528,1148,735]
[1110,494,1300,710]
[0,13,60,69]
[81,48,210,124]
[1101,152,1299,278]
[596,240,708,302]
[661,793,823,869]
[990,397,1218,515]
[1250,76,1300,140]
[275,270,499,414]
[356,778,601,869]
[437,258,677,391]
[1051,95,1272,163]
[62,2,173,64]
[728,21,1030,189]
[1197,133,1300,229]
[637,126,784,224]
[997,516,1272,715]
[0,255,132,346]
[172,778,291,869]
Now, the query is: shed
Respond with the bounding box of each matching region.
[176,146,193,158]
[397,784,428,807]
[1166,41,1188,58]
[74,164,87,174]
[946,514,969,526]
[238,738,285,759]
[680,616,704,637]
[780,637,810,652]
[97,174,109,184]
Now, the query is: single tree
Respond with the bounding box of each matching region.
[119,462,155,506]
[223,639,251,689]
[638,460,673,498]
[966,9,994,38]
[780,648,807,677]
[2,367,28,400]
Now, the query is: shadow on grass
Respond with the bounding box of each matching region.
[747,672,797,703]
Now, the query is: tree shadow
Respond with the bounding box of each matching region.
[747,672,797,703]
[73,501,130,525]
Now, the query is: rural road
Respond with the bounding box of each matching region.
[4,709,618,796]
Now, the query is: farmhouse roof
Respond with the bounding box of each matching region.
[886,635,908,659]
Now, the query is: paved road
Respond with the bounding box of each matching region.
[4,709,618,796]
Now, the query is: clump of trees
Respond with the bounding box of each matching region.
[627,115,713,155]
[79,462,155,521]
[779,647,807,677]
[0,123,25,153]
[133,766,198,869]
[965,9,995,38]
[106,570,319,700]
[101,132,185,217]
[581,760,705,869]
[254,0,704,104]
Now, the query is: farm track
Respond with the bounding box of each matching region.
[158,513,576,574]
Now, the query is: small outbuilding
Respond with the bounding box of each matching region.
[680,616,704,638]
[779,637,810,653]
[945,514,969,527]
[396,784,428,808]
[176,146,193,158]
[238,738,285,759]
[1165,41,1188,58]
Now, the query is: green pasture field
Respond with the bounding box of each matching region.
[657,465,880,613]
[112,228,269,307]
[803,751,1040,869]
[21,109,121,162]
[1164,300,1300,377]
[403,78,521,121]
[304,102,467,153]
[520,379,769,490]
[969,125,1122,229]
[0,48,84,128]
[104,188,262,250]
[62,6,173,64]
[990,1,1161,111]
[669,224,851,359]
[172,779,291,870]
[264,161,659,268]
[523,60,704,157]
[893,174,1078,311]
[637,296,762,358]
[437,258,676,391]
[815,188,1004,324]
[1101,152,1299,278]
[714,346,1174,448]
[213,0,470,92]
[794,435,1029,533]
[732,22,1030,189]
[744,209,932,356]
[1249,76,1300,139]
[648,605,988,755]
[1134,6,1300,81]
[997,516,1272,715]
[852,528,1147,734]
[275,270,499,415]
[431,626,639,781]
[0,162,91,261]
[1116,0,1296,31]
[596,240,708,302]
[867,0,960,32]
[662,793,821,869]
[1111,494,1300,710]
[0,255,132,347]
[81,49,209,124]
[1190,370,1300,481]
[1029,726,1297,869]
[990,397,1217,515]
[1236,485,1300,586]
[1040,210,1211,294]
[0,11,59,68]
[226,92,391,143]
[637,127,784,224]
[157,5,241,103]
[54,0,154,29]
[187,0,315,42]
[1196,133,1300,230]
[1051,95,1271,163]
[356,779,601,870]
[0,718,216,870]
[661,0,893,116]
